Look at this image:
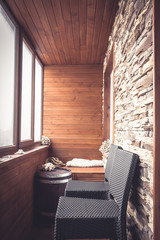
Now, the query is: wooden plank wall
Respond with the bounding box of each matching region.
[43,65,103,163]
[0,147,48,240]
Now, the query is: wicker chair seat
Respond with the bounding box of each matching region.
[65,144,122,199]
[54,196,119,240]
[65,180,109,199]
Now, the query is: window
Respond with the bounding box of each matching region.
[103,47,114,142]
[0,2,43,156]
[20,40,34,144]
[0,4,18,148]
[34,58,43,142]
[110,71,114,143]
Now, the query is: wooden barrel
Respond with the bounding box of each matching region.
[34,168,72,226]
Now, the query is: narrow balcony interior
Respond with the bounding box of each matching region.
[0,0,160,240]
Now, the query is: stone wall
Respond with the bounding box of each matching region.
[103,0,153,239]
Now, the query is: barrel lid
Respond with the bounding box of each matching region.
[36,167,71,179]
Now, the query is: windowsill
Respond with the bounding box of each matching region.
[0,145,49,169]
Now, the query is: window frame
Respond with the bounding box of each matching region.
[0,1,44,158]
[34,55,44,143]
[103,46,115,142]
[110,70,114,144]
[0,1,19,155]
[19,32,35,148]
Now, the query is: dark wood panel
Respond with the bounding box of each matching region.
[70,0,80,61]
[99,0,119,63]
[33,0,62,64]
[79,0,87,63]
[63,166,105,181]
[52,148,102,162]
[44,129,101,135]
[90,0,105,63]
[51,138,102,145]
[43,98,102,104]
[60,0,77,64]
[86,0,97,63]
[42,0,67,64]
[5,0,119,65]
[0,147,49,240]
[51,0,72,63]
[43,124,102,130]
[43,115,101,123]
[44,64,103,72]
[43,65,103,162]
[52,143,101,149]
[22,0,55,63]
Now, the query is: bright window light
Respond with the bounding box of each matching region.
[110,71,113,144]
[0,5,16,147]
[34,59,42,142]
[21,41,33,141]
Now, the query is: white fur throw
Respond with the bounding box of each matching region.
[66,158,104,167]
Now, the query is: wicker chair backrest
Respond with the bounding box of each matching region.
[109,149,139,239]
[104,144,122,182]
[110,149,138,209]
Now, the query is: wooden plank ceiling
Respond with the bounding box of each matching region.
[6,0,119,65]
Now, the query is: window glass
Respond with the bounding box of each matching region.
[0,5,16,147]
[21,41,33,141]
[34,59,42,141]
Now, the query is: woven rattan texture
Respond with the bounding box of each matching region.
[54,197,119,239]
[65,180,109,199]
[54,149,139,240]
[105,144,123,181]
[109,149,139,240]
[65,144,122,199]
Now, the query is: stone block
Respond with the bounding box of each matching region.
[135,70,153,89]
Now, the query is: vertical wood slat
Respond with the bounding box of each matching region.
[51,0,72,64]
[86,0,97,64]
[96,0,114,63]
[42,0,67,64]
[26,0,57,64]
[70,0,80,63]
[60,0,77,64]
[33,0,63,64]
[153,0,160,239]
[99,0,119,63]
[43,65,103,163]
[90,0,105,64]
[79,0,87,63]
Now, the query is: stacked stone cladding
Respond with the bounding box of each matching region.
[103,0,153,239]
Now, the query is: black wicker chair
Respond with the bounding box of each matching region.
[65,144,122,199]
[54,149,139,240]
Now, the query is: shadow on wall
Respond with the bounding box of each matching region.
[127,160,152,240]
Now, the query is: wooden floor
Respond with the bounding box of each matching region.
[27,225,109,240]
[27,225,54,240]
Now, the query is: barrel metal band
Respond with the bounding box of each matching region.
[39,177,72,184]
